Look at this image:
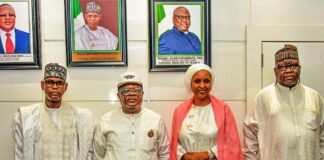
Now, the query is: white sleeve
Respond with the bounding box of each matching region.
[74,28,86,50]
[243,100,260,160]
[12,111,24,160]
[93,124,107,160]
[157,118,170,160]
[110,32,118,50]
[210,145,218,159]
[103,28,118,50]
[176,143,186,160]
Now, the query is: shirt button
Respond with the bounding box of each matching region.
[132,123,134,125]
[132,131,134,134]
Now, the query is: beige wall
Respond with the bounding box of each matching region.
[1,0,324,159]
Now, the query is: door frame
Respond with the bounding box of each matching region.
[246,25,324,111]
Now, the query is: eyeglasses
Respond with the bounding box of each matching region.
[119,88,142,96]
[174,15,191,21]
[45,80,65,88]
[277,63,300,71]
[0,14,16,18]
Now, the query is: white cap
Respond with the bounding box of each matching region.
[86,1,101,13]
[118,71,142,88]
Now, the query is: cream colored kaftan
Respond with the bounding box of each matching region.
[243,83,324,160]
[12,103,95,160]
[177,104,218,160]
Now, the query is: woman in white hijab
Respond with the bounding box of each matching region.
[170,64,242,160]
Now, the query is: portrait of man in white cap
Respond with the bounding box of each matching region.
[75,1,118,51]
[93,71,170,160]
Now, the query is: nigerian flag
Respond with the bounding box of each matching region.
[156,4,165,23]
[73,0,84,31]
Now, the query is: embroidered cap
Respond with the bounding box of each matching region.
[118,71,142,88]
[86,1,101,13]
[44,63,67,80]
[275,44,299,64]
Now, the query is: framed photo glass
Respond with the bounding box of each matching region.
[65,0,127,67]
[0,0,41,70]
[149,0,210,71]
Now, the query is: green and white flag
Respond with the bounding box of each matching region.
[73,0,85,31]
[156,4,166,23]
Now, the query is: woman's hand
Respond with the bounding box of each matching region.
[181,151,209,160]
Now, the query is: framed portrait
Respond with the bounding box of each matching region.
[0,0,41,70]
[65,0,127,67]
[149,0,210,72]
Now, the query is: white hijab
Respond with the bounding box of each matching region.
[185,63,214,93]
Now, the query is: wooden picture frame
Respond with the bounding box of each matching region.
[65,0,127,67]
[149,0,210,71]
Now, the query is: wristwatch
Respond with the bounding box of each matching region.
[208,150,214,160]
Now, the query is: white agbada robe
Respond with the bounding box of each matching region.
[93,107,170,160]
[177,104,218,160]
[243,83,324,160]
[75,25,118,50]
[12,103,95,160]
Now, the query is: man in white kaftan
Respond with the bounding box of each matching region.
[243,44,324,160]
[12,63,95,160]
[93,72,170,160]
[75,25,118,50]
[74,2,118,50]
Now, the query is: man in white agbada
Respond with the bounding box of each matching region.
[75,1,118,50]
[243,44,324,160]
[93,71,170,160]
[12,63,95,160]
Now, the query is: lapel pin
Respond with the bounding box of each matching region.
[147,129,154,138]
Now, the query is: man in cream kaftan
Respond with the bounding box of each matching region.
[243,44,324,160]
[243,83,324,160]
[93,72,170,160]
[12,63,95,160]
[13,103,94,160]
[75,25,118,50]
[93,107,169,160]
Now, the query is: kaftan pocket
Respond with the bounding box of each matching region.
[140,129,157,152]
[303,110,319,130]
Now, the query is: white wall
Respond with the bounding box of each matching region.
[1,0,324,159]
